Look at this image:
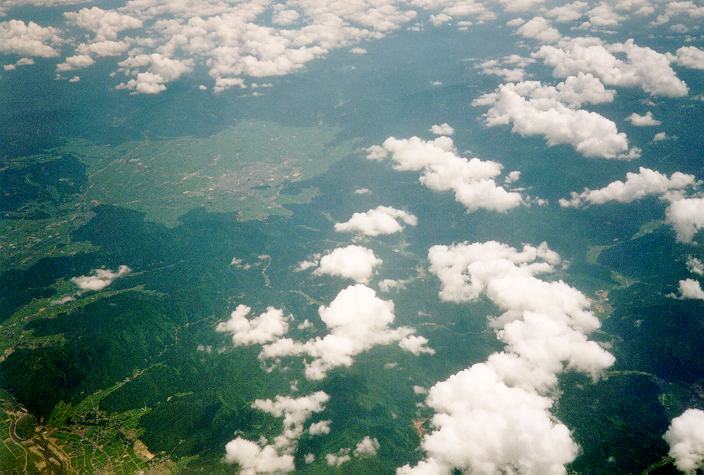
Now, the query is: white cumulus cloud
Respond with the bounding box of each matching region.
[216,305,290,346]
[474,74,639,159]
[399,241,614,474]
[368,135,524,212]
[535,37,689,97]
[71,265,131,291]
[559,167,697,207]
[225,391,329,473]
[676,279,704,300]
[664,408,704,473]
[429,123,455,136]
[0,20,61,58]
[665,197,704,243]
[626,111,661,126]
[334,206,418,237]
[260,284,421,380]
[313,245,382,283]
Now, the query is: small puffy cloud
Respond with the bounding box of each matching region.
[584,2,622,27]
[0,20,61,58]
[505,170,521,184]
[687,256,704,276]
[626,111,661,126]
[0,0,89,14]
[535,38,689,97]
[559,167,697,207]
[516,16,561,43]
[313,245,382,283]
[497,0,545,13]
[665,197,704,243]
[224,439,294,474]
[545,1,589,23]
[368,136,523,212]
[399,335,435,355]
[71,265,131,291]
[334,206,417,237]
[3,57,34,71]
[653,131,668,142]
[350,47,367,55]
[654,2,704,26]
[64,7,142,41]
[430,123,454,136]
[413,385,427,395]
[116,53,193,94]
[216,305,290,346]
[309,420,331,435]
[56,54,94,72]
[673,46,704,70]
[326,436,379,467]
[326,450,351,467]
[272,8,300,26]
[76,40,129,57]
[475,74,638,159]
[252,392,329,450]
[225,392,329,473]
[664,408,704,473]
[677,279,704,300]
[354,436,380,456]
[478,55,534,82]
[379,278,408,293]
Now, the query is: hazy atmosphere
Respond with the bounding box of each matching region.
[1,0,704,473]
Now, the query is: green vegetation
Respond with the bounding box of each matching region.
[71,120,357,226]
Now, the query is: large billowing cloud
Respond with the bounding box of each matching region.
[559,167,697,207]
[367,136,524,212]
[312,245,382,283]
[260,284,430,380]
[474,74,639,159]
[399,241,614,473]
[225,391,329,474]
[334,206,418,237]
[665,197,704,243]
[664,408,704,473]
[398,363,578,475]
[71,265,131,291]
[535,37,689,97]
